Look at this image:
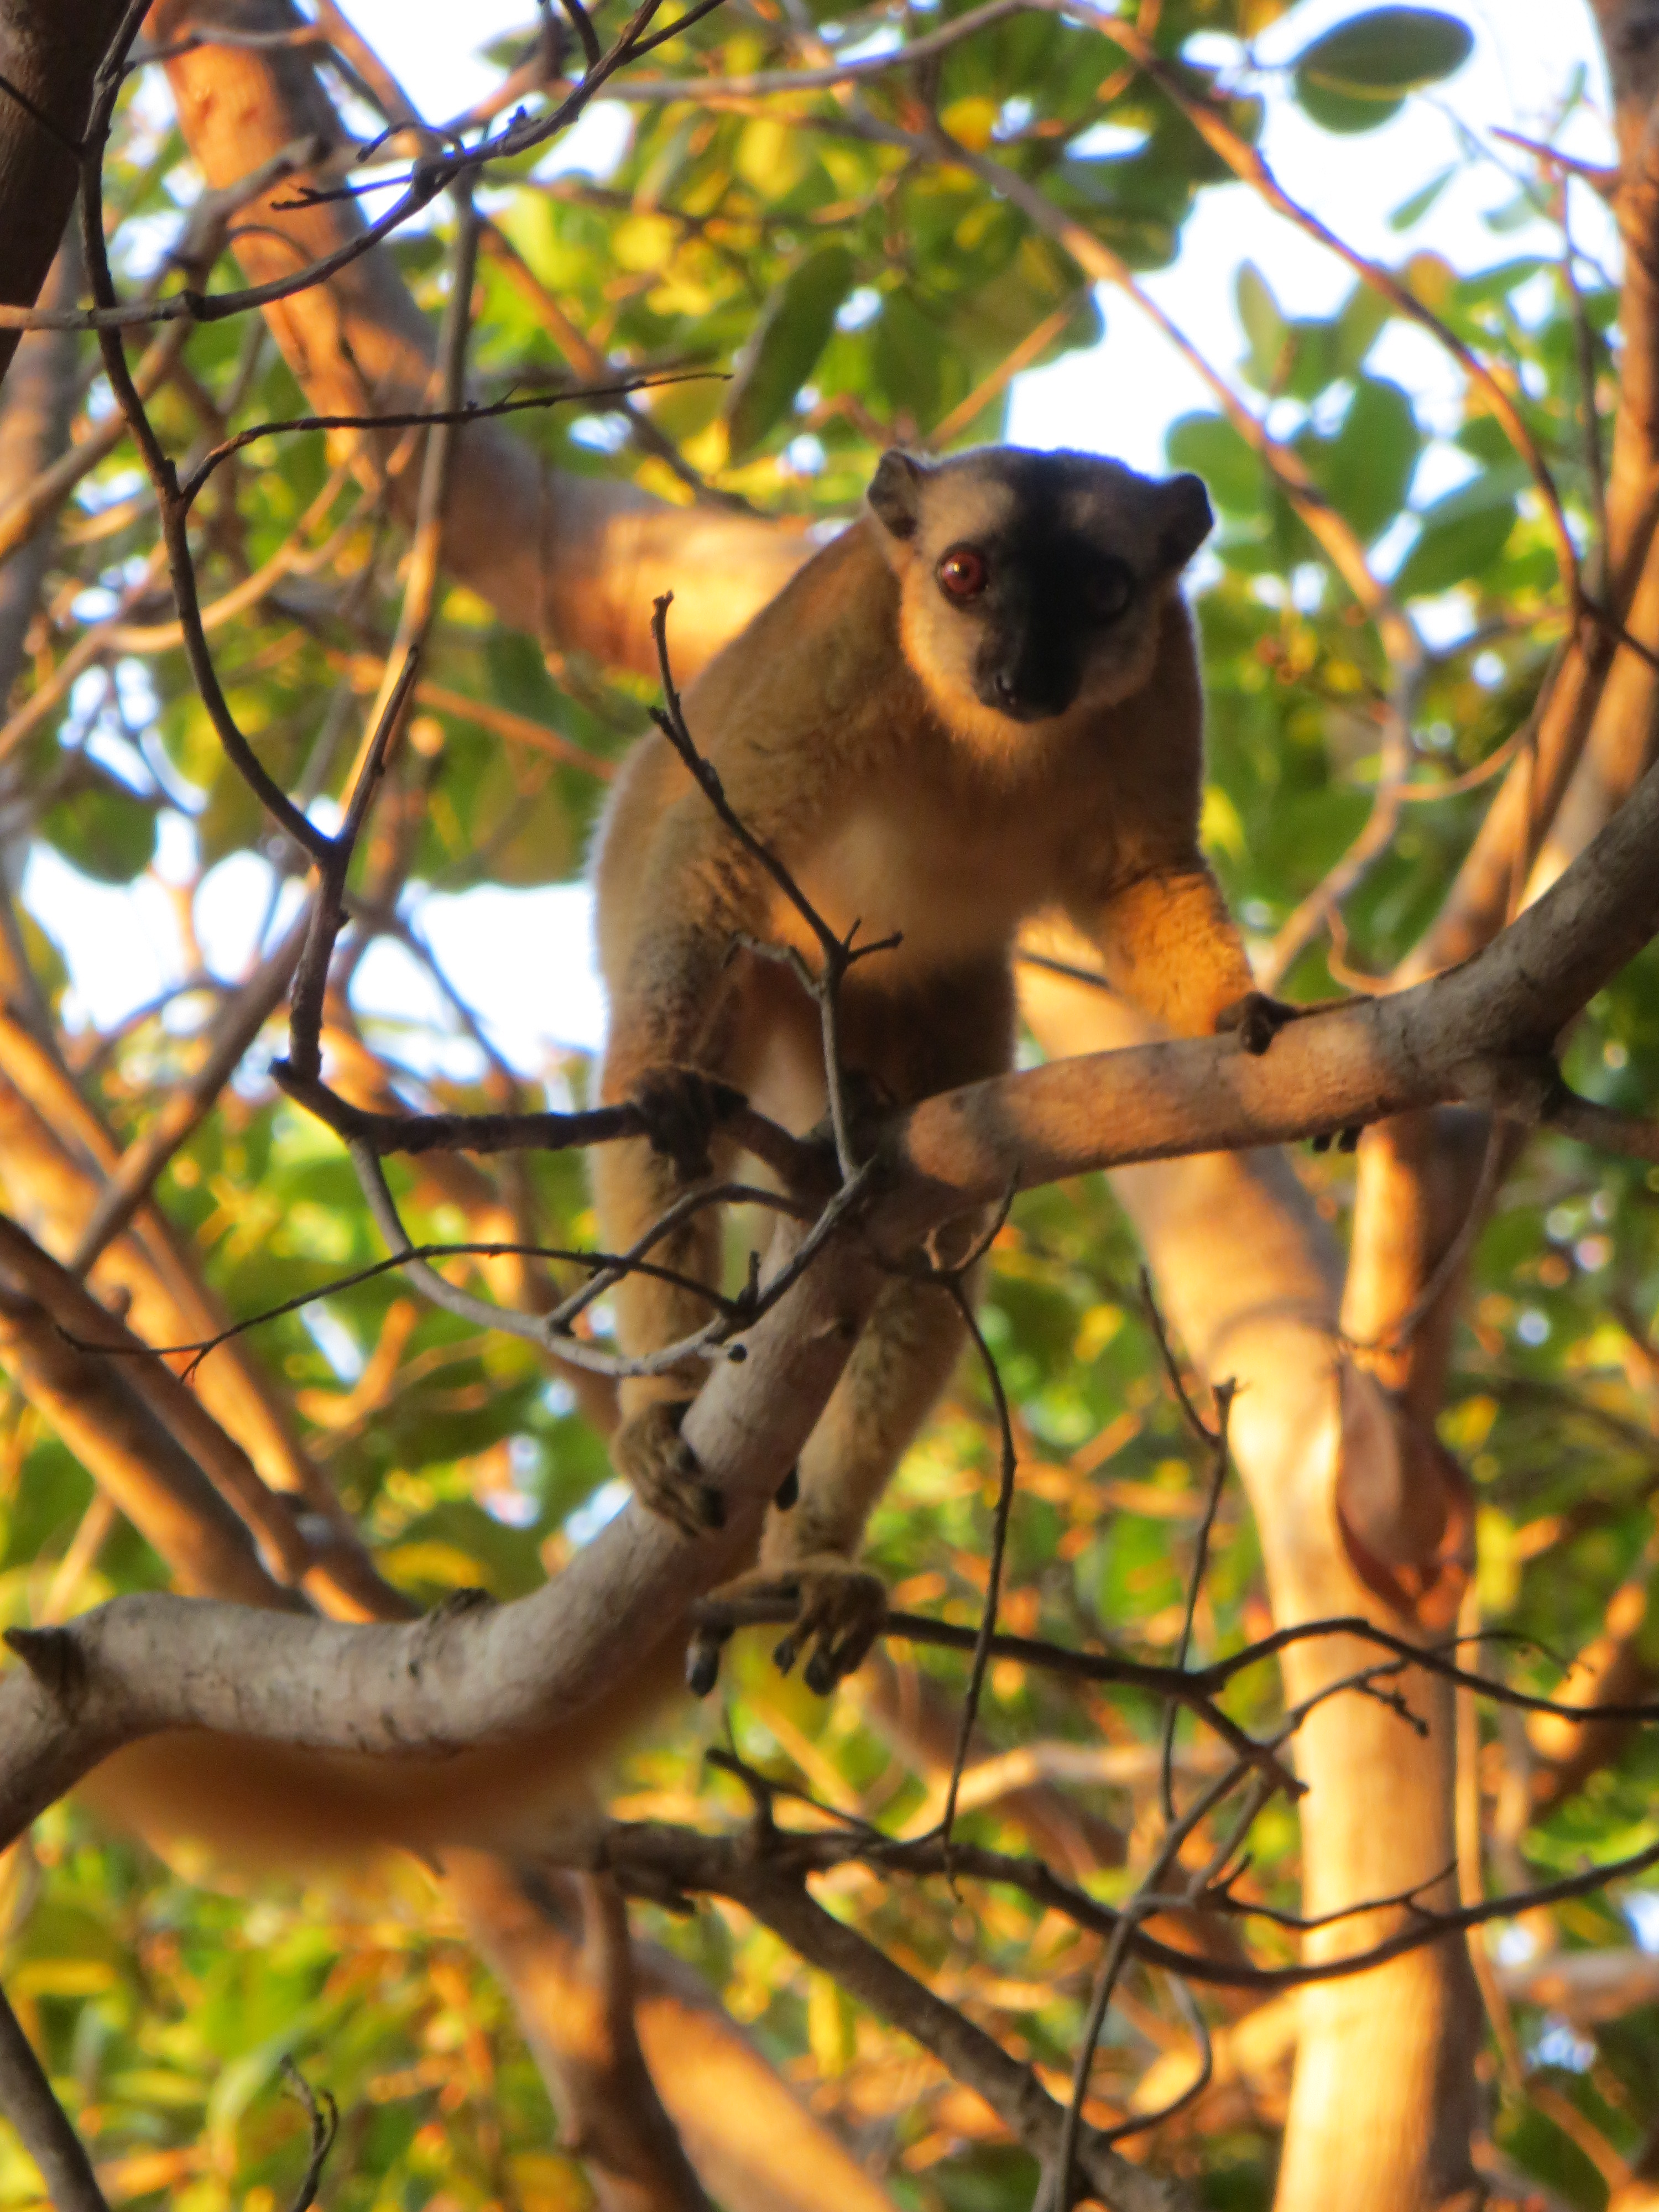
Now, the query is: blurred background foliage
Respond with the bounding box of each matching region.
[1,0,1656,2206]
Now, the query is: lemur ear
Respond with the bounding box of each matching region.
[868,449,928,539]
[1156,472,1213,572]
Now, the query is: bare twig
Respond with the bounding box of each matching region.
[940,1267,1019,1842]
[71,916,309,1273]
[175,369,715,510]
[0,1982,108,2212]
[278,2057,338,2212]
[285,648,423,1077]
[1159,1381,1236,1823]
[1,0,723,337]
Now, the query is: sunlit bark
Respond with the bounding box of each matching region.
[1019,965,1485,2211]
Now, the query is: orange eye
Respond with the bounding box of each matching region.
[937,546,988,601]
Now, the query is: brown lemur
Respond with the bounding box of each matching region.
[591,441,1288,1694]
[84,444,1287,1868]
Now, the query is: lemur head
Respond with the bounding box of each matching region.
[867,446,1211,734]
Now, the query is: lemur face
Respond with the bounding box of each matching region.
[868,446,1212,732]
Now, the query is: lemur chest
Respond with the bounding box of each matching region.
[783,798,1058,976]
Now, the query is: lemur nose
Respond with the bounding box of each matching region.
[992,669,1019,706]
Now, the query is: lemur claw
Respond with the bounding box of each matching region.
[763,1562,888,1691]
[1217,989,1300,1057]
[685,1627,728,1697]
[613,1399,725,1538]
[685,1560,888,1696]
[629,1065,744,1181]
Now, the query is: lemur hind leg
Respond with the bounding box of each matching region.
[692,958,1014,1694]
[692,1270,970,1692]
[588,1097,740,1538]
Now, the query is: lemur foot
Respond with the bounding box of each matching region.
[613,1399,725,1540]
[687,1557,888,1698]
[629,1064,744,1181]
[1215,990,1301,1057]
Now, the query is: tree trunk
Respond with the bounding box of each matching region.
[0,2,126,388]
[1019,968,1484,2212]
[0,225,76,695]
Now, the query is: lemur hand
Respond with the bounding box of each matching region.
[629,1065,745,1181]
[1215,989,1301,1057]
[613,1399,725,1538]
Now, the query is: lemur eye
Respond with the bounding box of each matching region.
[937,545,988,602]
[1087,559,1134,622]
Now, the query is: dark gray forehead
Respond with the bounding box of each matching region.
[919,447,1173,551]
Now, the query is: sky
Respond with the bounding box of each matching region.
[24,0,1616,1077]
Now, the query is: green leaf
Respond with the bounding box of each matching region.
[725,243,855,458]
[1236,261,1288,388]
[1166,411,1262,513]
[40,774,157,884]
[873,287,947,429]
[1393,494,1517,599]
[1332,280,1391,375]
[1455,415,1517,467]
[1390,164,1456,231]
[1317,377,1421,540]
[1293,7,1473,133]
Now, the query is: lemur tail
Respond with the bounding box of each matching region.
[79,1636,688,1875]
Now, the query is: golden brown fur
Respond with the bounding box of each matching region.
[81,1628,684,1875]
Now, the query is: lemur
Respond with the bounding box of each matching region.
[589,444,1284,1692]
[83,445,1285,1866]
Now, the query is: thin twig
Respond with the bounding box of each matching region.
[1159,1380,1235,1823]
[0,0,721,337]
[697,1598,1659,1736]
[175,369,715,509]
[285,647,422,1080]
[60,1232,771,1378]
[0,1982,108,2212]
[1055,1758,1281,2207]
[278,2057,338,2212]
[940,1271,1019,1843]
[649,595,896,1182]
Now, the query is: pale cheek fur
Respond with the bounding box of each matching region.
[895,591,1035,763]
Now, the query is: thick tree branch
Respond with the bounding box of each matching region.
[895,755,1659,1216]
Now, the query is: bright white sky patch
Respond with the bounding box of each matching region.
[1627,1890,1659,1954]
